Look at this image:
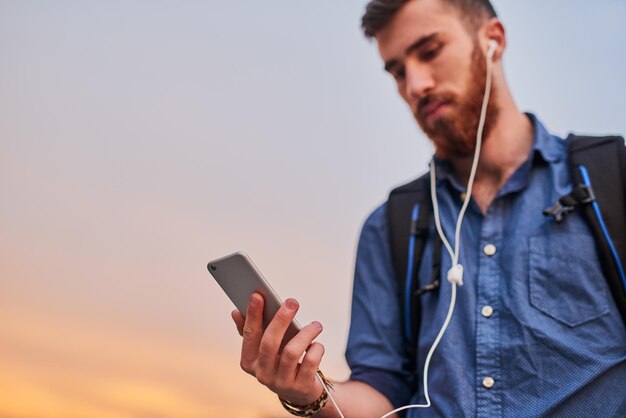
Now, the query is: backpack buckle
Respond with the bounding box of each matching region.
[543,184,596,223]
[543,200,576,223]
[414,280,440,296]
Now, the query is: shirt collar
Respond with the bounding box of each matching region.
[432,113,564,189]
[528,112,564,164]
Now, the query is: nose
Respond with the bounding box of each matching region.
[404,61,435,100]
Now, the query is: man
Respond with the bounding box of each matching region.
[231,0,626,417]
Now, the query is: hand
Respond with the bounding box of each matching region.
[231,293,326,405]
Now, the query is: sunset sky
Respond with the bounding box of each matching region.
[1,1,625,417]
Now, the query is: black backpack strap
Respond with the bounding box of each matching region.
[387,173,441,373]
[555,134,626,325]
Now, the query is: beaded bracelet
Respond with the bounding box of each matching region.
[279,371,334,417]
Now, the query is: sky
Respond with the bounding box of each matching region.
[1,1,625,417]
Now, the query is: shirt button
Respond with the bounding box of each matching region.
[483,376,495,389]
[483,244,496,256]
[481,305,494,318]
[460,192,467,202]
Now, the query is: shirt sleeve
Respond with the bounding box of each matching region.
[345,203,416,409]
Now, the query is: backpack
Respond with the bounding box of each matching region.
[386,135,626,372]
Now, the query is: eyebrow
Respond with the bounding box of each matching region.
[383,32,440,73]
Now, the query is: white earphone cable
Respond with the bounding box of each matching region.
[378,43,496,418]
[317,372,345,418]
[320,42,496,418]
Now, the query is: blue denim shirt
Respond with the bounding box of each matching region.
[346,115,626,417]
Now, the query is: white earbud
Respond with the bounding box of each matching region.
[487,40,498,59]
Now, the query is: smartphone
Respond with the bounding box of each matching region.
[207,252,301,345]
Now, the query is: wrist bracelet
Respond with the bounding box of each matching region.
[279,371,333,417]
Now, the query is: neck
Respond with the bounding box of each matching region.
[447,85,534,212]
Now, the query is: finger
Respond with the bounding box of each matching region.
[240,293,264,374]
[257,298,299,373]
[295,342,325,386]
[277,321,323,382]
[231,309,245,337]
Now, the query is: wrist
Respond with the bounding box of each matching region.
[279,371,334,417]
[280,390,328,417]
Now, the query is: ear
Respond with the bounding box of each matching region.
[482,18,506,60]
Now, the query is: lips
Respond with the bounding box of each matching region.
[419,99,451,122]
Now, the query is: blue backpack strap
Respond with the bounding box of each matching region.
[546,135,626,326]
[387,174,441,373]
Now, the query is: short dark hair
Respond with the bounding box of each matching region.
[361,0,498,38]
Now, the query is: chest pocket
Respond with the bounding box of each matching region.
[529,233,609,327]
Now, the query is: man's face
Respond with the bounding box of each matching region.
[375,0,497,158]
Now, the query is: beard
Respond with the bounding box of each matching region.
[415,42,499,159]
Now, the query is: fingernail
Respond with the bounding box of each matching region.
[285,299,298,310]
[250,296,259,307]
[311,321,322,331]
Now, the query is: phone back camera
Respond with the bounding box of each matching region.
[210,265,217,271]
